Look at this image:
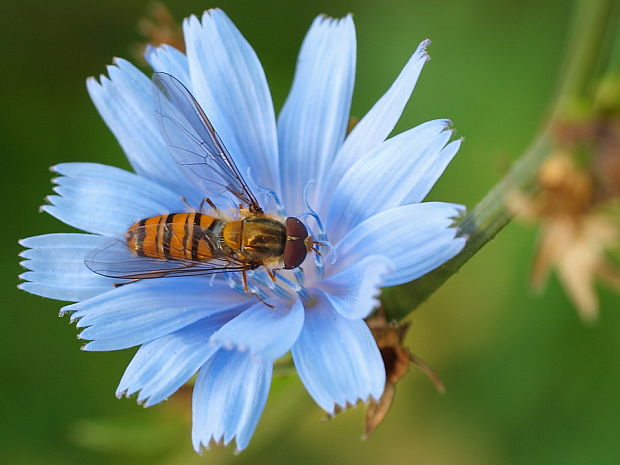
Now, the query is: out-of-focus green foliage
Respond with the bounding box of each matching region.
[2,0,619,464]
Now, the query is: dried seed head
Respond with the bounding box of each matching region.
[363,311,445,438]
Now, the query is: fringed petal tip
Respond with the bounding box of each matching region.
[448,203,469,236]
[436,118,453,130]
[38,163,187,237]
[59,303,79,320]
[192,434,253,455]
[182,8,228,30]
[17,234,118,302]
[87,57,202,202]
[144,43,190,87]
[192,436,227,455]
[324,391,384,417]
[114,388,165,408]
[114,385,157,406]
[278,10,356,213]
[313,12,354,25]
[293,294,385,414]
[192,351,272,454]
[85,75,103,88]
[16,282,37,294]
[417,38,432,61]
[69,281,249,353]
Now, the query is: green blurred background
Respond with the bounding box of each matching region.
[2,0,619,463]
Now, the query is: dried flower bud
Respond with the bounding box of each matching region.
[363,311,445,438]
[509,122,620,323]
[133,2,185,62]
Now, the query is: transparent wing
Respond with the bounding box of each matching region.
[85,242,253,280]
[153,72,262,213]
[85,221,253,280]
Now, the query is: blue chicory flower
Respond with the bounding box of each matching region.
[19,9,466,453]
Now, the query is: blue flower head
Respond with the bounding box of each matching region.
[19,9,466,453]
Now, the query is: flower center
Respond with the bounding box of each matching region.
[223,183,334,305]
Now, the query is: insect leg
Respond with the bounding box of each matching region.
[202,197,221,214]
[240,270,273,307]
[266,269,277,282]
[241,270,249,293]
[196,197,221,215]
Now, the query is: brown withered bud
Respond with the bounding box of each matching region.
[592,116,620,200]
[552,115,620,202]
[362,310,445,438]
[133,2,185,62]
[512,95,620,322]
[509,149,620,323]
[537,152,594,216]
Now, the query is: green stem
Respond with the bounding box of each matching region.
[552,0,617,119]
[384,0,619,321]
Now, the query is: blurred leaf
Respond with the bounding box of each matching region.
[68,413,185,457]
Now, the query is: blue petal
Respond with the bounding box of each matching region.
[210,298,304,361]
[335,202,466,286]
[407,139,461,203]
[292,292,384,413]
[192,350,272,452]
[87,59,201,203]
[19,233,115,301]
[326,119,454,241]
[145,44,190,87]
[277,15,356,215]
[42,163,185,237]
[316,255,392,319]
[117,311,237,407]
[326,40,431,198]
[184,9,279,192]
[64,278,251,351]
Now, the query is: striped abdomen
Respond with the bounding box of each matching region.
[126,213,223,261]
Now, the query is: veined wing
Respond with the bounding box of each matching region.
[85,221,255,280]
[152,72,262,213]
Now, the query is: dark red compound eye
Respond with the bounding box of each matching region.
[283,217,308,269]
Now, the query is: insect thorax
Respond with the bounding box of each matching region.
[222,216,286,263]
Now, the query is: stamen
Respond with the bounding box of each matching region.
[277,273,311,302]
[228,274,271,303]
[317,240,337,265]
[251,285,269,302]
[250,270,290,300]
[300,180,324,231]
[293,268,305,286]
[227,275,244,293]
[298,180,336,280]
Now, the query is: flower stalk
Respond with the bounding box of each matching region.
[384,0,620,321]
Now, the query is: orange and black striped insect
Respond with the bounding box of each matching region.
[85,72,318,293]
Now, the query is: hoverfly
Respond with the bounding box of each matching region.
[85,72,317,294]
